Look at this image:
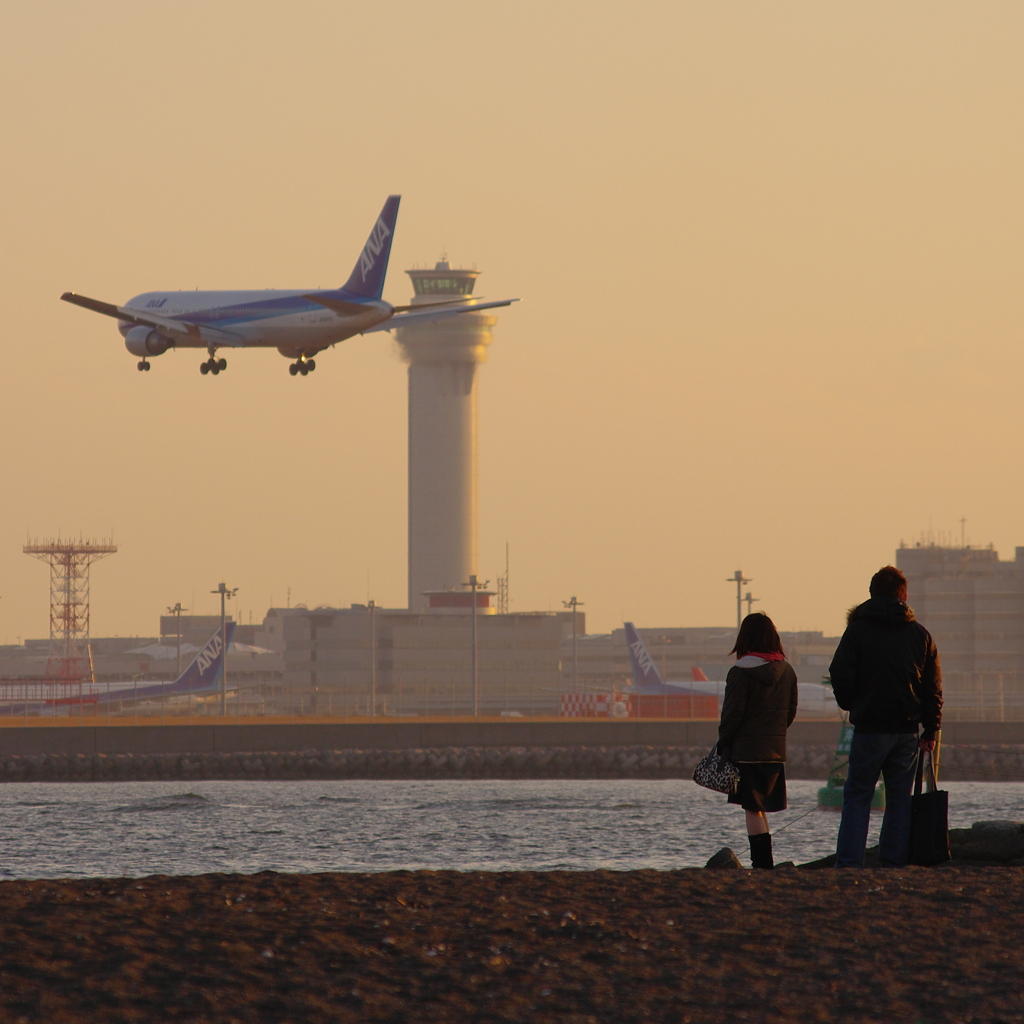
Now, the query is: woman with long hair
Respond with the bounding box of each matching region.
[718,612,798,869]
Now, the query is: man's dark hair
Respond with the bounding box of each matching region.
[869,565,908,600]
[730,612,785,658]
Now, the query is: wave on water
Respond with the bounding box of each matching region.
[316,796,361,804]
[15,800,63,807]
[119,793,212,813]
[481,798,569,809]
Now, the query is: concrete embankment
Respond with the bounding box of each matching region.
[1,742,1022,782]
[0,745,823,782]
[1,718,1020,754]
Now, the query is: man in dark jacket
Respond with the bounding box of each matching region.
[829,565,942,868]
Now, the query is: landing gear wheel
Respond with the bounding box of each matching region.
[289,363,299,376]
[200,362,210,375]
[299,363,309,376]
[210,363,220,375]
[306,359,315,372]
[137,360,150,372]
[218,357,227,371]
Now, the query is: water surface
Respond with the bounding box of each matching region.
[1,779,1021,879]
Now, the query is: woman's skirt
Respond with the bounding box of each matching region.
[727,762,787,813]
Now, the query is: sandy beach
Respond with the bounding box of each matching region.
[0,867,1021,1023]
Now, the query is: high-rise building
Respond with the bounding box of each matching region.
[898,542,1024,714]
[396,261,499,613]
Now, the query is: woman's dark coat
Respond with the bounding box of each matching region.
[718,658,798,762]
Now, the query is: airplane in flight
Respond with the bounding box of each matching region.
[623,622,840,720]
[61,195,518,376]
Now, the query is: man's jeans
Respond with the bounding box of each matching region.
[835,732,919,868]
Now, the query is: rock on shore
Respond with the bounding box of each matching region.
[949,820,1024,863]
[0,868,1021,1023]
[708,820,1024,869]
[0,744,832,783]
[1,742,1020,783]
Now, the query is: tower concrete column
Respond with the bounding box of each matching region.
[396,262,498,612]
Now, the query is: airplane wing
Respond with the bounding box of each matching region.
[362,298,519,334]
[389,297,481,313]
[61,292,245,347]
[304,296,477,316]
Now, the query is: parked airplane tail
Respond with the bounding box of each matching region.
[341,194,401,300]
[692,666,709,682]
[624,621,668,693]
[164,622,236,697]
[96,622,236,704]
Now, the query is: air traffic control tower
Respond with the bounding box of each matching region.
[396,262,500,613]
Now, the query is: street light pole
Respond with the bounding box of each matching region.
[210,583,237,715]
[743,591,759,617]
[167,602,187,677]
[562,597,584,693]
[464,575,488,718]
[726,570,752,630]
[368,599,377,719]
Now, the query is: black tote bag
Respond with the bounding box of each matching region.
[909,748,950,866]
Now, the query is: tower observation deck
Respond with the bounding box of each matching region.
[396,262,499,613]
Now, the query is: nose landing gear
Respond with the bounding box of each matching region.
[137,360,150,372]
[289,358,316,376]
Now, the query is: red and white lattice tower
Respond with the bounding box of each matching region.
[23,537,117,683]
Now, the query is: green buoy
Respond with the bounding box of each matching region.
[817,720,885,810]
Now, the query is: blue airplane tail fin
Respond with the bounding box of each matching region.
[624,622,668,694]
[167,621,235,695]
[341,195,400,299]
[90,623,236,706]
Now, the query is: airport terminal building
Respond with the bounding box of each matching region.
[274,603,577,717]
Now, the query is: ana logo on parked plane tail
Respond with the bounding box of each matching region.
[630,637,658,678]
[194,633,224,676]
[359,217,392,281]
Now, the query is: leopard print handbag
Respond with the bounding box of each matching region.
[692,742,740,795]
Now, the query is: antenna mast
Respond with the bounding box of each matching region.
[496,543,510,614]
[24,536,117,686]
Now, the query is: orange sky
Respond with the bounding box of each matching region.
[1,2,1022,642]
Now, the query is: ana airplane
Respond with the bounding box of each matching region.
[61,195,518,376]
[623,622,840,720]
[0,624,235,715]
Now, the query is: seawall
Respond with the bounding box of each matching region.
[1,740,1022,783]
[2,719,1022,756]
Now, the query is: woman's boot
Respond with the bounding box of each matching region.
[748,832,774,869]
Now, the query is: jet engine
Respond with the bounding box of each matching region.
[125,326,172,357]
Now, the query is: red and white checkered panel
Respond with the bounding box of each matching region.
[559,693,612,718]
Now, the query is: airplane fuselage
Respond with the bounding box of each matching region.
[632,677,840,718]
[119,289,392,359]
